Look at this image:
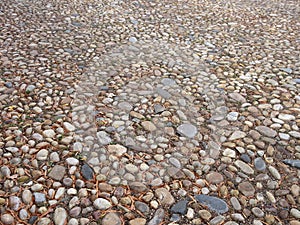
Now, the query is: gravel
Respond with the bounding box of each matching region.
[0,0,299,224]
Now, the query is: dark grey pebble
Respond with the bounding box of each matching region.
[170,200,188,215]
[195,194,228,214]
[81,164,94,180]
[240,154,251,163]
[148,208,165,225]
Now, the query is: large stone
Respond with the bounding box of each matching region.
[206,172,224,184]
[234,160,254,175]
[155,188,175,206]
[195,195,228,214]
[176,123,197,138]
[141,121,157,132]
[93,198,111,210]
[229,92,246,103]
[129,182,148,193]
[1,214,14,225]
[48,165,66,181]
[107,144,127,156]
[53,207,67,225]
[170,200,188,215]
[96,131,112,146]
[229,131,246,140]
[238,182,255,197]
[255,126,277,138]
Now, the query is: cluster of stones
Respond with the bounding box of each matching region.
[0,0,299,224]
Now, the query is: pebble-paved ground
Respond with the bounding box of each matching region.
[0,0,300,225]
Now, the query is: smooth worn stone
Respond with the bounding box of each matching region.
[141,121,156,132]
[231,213,245,222]
[129,182,148,193]
[234,160,254,175]
[118,102,133,111]
[1,214,14,225]
[278,114,295,121]
[93,198,112,210]
[96,131,112,146]
[29,216,38,225]
[81,164,94,180]
[148,208,165,225]
[36,149,49,160]
[254,157,266,171]
[154,104,165,113]
[170,200,188,215]
[63,122,76,132]
[199,210,212,221]
[9,196,21,211]
[34,192,46,205]
[155,188,175,206]
[255,126,277,138]
[227,112,239,121]
[240,154,251,163]
[129,218,146,225]
[54,207,67,225]
[19,209,28,220]
[22,190,32,205]
[238,182,255,197]
[195,194,228,214]
[43,129,56,138]
[209,215,225,225]
[177,123,197,138]
[229,131,246,140]
[48,165,66,181]
[161,78,176,86]
[229,92,246,103]
[252,207,264,218]
[268,166,281,180]
[291,208,300,219]
[37,218,51,225]
[135,201,150,215]
[230,197,242,211]
[66,157,79,166]
[107,144,127,156]
[283,159,300,169]
[102,212,121,225]
[206,172,224,184]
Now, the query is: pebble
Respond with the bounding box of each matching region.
[81,164,94,180]
[176,123,197,138]
[48,165,66,181]
[155,188,175,205]
[195,195,228,214]
[234,160,254,174]
[148,208,165,225]
[255,126,277,138]
[229,131,246,140]
[93,198,112,210]
[254,157,266,171]
[291,208,300,219]
[199,210,212,221]
[1,214,14,225]
[170,199,188,214]
[53,207,67,225]
[102,212,121,225]
[252,207,264,218]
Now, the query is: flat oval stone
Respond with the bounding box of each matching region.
[195,194,228,214]
[177,123,197,138]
